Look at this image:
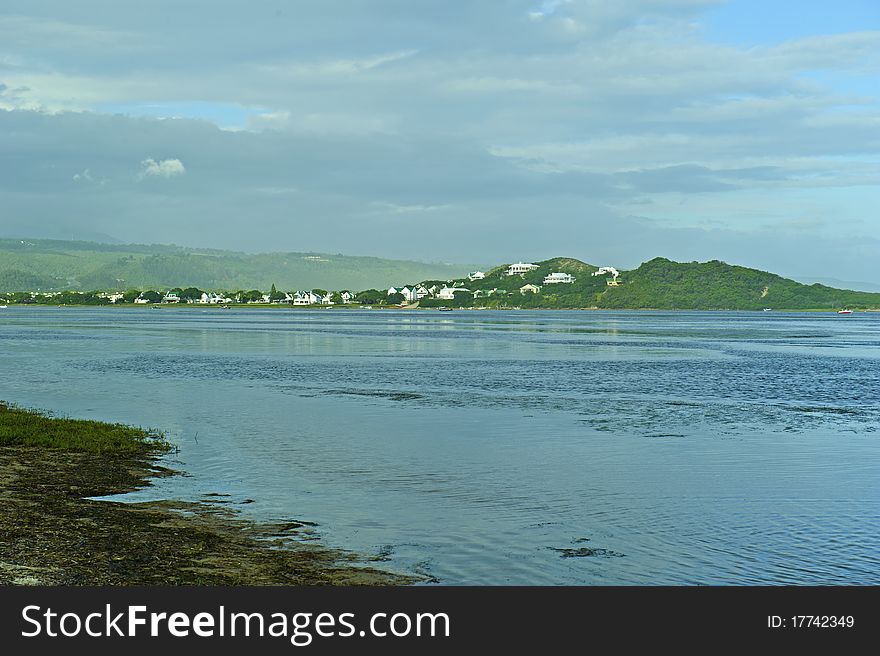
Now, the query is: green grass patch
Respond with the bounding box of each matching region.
[0,402,173,455]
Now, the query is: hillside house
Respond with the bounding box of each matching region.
[543,272,576,284]
[506,262,539,276]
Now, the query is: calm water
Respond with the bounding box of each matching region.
[1,307,878,584]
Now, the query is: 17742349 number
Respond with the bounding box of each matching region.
[768,616,855,629]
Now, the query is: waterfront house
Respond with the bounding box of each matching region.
[199,292,232,304]
[293,290,320,305]
[401,285,431,302]
[100,292,125,304]
[437,286,471,300]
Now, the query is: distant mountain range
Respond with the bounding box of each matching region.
[0,239,475,292]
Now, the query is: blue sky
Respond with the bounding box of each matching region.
[1,0,878,284]
[704,0,879,46]
[95,102,269,130]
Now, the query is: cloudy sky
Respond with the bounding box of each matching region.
[1,1,878,284]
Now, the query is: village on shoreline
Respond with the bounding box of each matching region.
[2,256,877,312]
[0,261,596,309]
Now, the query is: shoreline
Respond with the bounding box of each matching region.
[1,303,876,312]
[0,405,413,586]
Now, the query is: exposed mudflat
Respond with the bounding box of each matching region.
[0,446,412,586]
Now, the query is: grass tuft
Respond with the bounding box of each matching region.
[0,402,173,455]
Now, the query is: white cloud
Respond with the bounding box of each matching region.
[138,157,185,179]
[262,50,419,78]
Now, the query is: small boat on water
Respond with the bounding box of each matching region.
[837,309,854,315]
[438,307,453,312]
[0,305,7,309]
[763,308,772,312]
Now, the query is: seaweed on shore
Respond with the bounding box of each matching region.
[0,402,413,586]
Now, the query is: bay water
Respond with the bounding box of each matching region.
[1,307,877,584]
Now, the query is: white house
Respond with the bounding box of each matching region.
[293,291,320,305]
[506,262,539,276]
[468,271,486,281]
[402,285,430,302]
[340,291,354,304]
[520,283,541,294]
[592,266,622,286]
[543,272,576,284]
[101,292,125,304]
[163,291,181,303]
[388,285,431,302]
[437,286,471,300]
[200,292,232,304]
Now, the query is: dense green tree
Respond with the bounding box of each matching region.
[239,289,264,303]
[269,284,286,301]
[180,287,205,301]
[452,291,473,306]
[140,290,163,303]
[355,289,383,304]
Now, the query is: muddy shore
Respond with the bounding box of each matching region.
[0,406,412,586]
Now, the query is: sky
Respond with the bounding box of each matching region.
[1,1,878,284]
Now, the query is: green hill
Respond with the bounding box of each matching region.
[0,239,473,292]
[423,257,880,310]
[601,258,880,310]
